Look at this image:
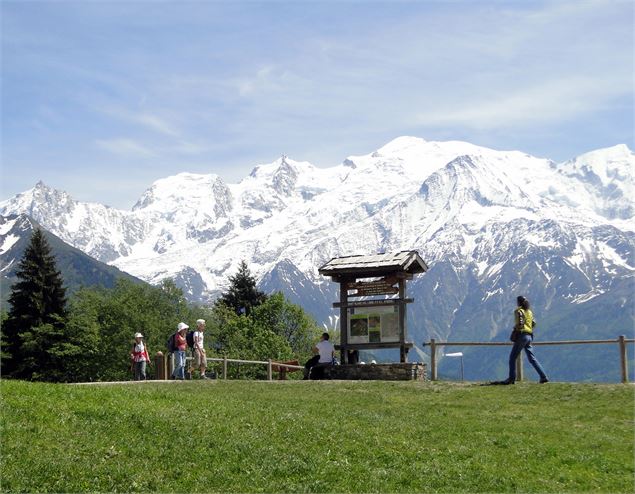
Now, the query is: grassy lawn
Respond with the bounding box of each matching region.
[1,379,633,493]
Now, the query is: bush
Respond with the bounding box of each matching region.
[64,281,319,381]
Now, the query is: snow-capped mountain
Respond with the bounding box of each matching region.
[2,136,634,380]
[0,214,142,308]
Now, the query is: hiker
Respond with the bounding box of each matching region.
[303,332,335,380]
[193,319,208,379]
[131,332,151,381]
[172,322,188,380]
[502,296,549,384]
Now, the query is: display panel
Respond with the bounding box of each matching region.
[347,305,400,344]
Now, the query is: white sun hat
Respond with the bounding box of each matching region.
[177,322,189,331]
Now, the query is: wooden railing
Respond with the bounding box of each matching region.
[422,335,635,383]
[182,356,304,380]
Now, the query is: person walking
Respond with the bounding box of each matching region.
[193,319,208,379]
[131,332,151,381]
[503,296,549,384]
[172,322,188,380]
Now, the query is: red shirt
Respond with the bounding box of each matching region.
[176,333,187,351]
[131,342,150,362]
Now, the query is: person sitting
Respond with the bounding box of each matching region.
[303,332,335,380]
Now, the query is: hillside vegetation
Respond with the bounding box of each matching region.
[1,380,633,493]
[0,214,143,311]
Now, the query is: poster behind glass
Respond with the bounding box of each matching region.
[348,306,400,344]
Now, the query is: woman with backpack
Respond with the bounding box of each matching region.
[502,296,549,384]
[131,332,151,381]
[172,322,188,380]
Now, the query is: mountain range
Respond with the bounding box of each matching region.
[2,136,633,381]
[0,214,143,309]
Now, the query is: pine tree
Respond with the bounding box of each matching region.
[2,229,69,379]
[217,260,267,315]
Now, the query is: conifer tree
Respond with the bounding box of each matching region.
[2,229,68,379]
[217,260,267,315]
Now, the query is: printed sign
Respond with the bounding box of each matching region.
[346,277,399,296]
[347,305,401,344]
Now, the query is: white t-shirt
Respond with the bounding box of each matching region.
[193,331,204,350]
[316,340,335,363]
[133,342,147,362]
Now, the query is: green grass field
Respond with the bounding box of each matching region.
[1,380,633,493]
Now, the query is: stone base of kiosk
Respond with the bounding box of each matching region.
[318,362,426,381]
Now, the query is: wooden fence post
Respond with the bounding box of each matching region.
[619,335,628,384]
[168,352,174,379]
[154,352,166,380]
[223,357,228,380]
[430,339,437,381]
[515,353,524,382]
[267,359,273,381]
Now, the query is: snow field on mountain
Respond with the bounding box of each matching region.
[1,136,633,305]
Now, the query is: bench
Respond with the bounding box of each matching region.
[308,361,333,380]
[271,360,300,380]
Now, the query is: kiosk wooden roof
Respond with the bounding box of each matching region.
[318,251,429,279]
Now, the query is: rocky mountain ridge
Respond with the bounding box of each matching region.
[0,214,143,309]
[1,137,633,380]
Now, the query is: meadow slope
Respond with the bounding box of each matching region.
[1,380,633,493]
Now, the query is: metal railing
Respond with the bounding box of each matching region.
[422,335,635,383]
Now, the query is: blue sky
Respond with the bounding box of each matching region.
[1,0,633,209]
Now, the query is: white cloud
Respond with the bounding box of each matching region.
[95,105,180,137]
[134,113,179,137]
[235,65,280,96]
[169,140,211,155]
[415,74,632,130]
[95,138,156,158]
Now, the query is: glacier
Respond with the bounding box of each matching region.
[1,136,634,380]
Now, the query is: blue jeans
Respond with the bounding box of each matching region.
[173,350,186,379]
[134,361,146,381]
[509,333,547,381]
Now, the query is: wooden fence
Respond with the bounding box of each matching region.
[174,356,303,380]
[423,335,635,383]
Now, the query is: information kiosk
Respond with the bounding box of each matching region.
[318,251,428,364]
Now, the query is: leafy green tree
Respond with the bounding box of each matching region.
[252,292,321,361]
[217,260,266,315]
[18,315,97,382]
[67,278,194,381]
[2,229,73,380]
[62,296,101,382]
[47,266,319,382]
[206,304,293,379]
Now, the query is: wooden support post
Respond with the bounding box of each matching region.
[339,278,349,364]
[267,359,273,381]
[223,357,228,379]
[619,335,628,383]
[154,352,166,380]
[398,278,407,363]
[516,353,524,382]
[430,339,437,381]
